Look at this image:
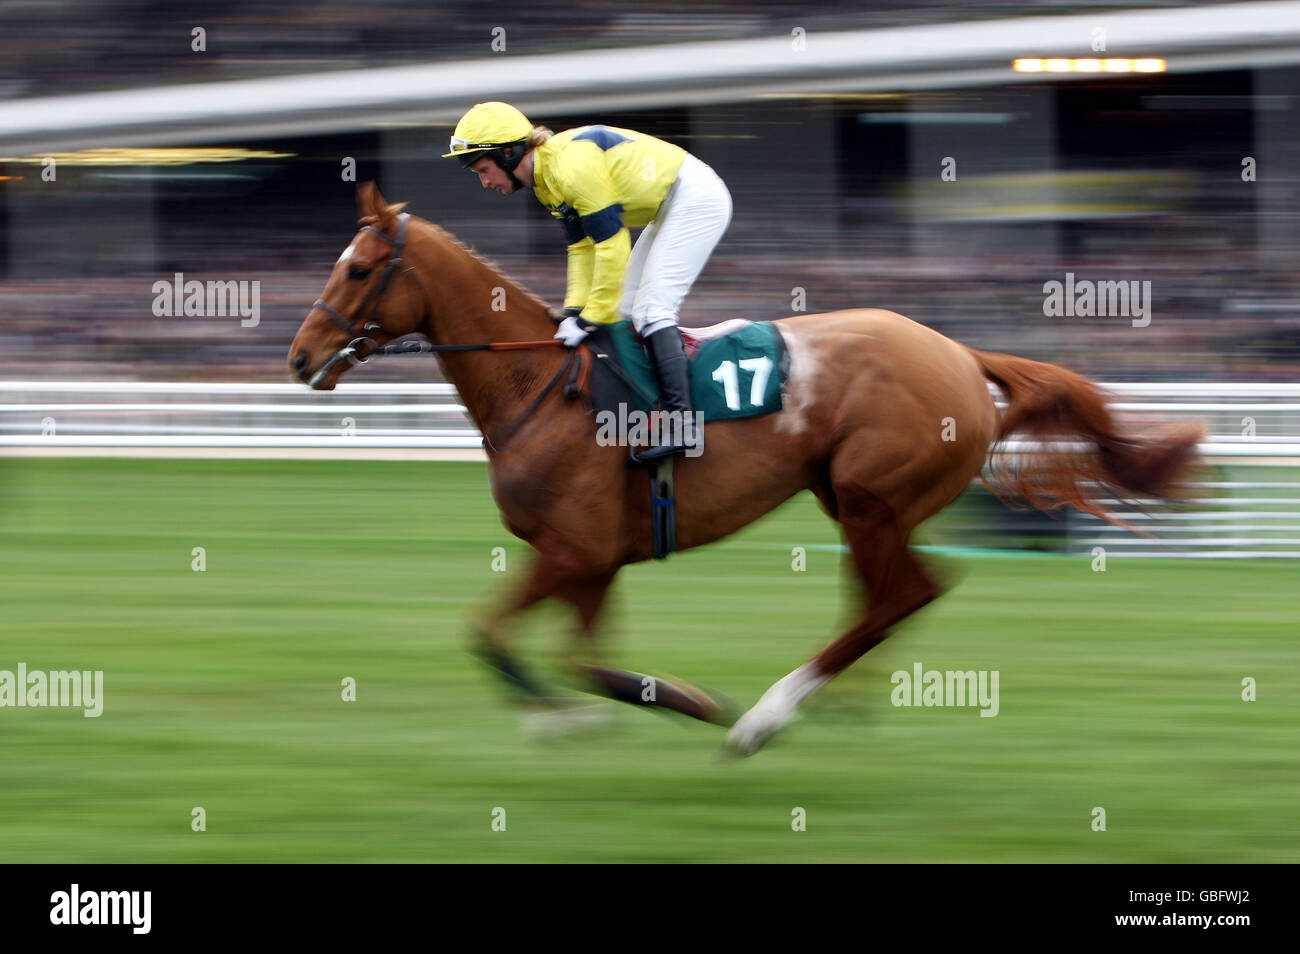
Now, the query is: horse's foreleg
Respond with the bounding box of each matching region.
[578,665,734,725]
[553,572,616,664]
[726,495,940,755]
[471,557,569,707]
[552,575,733,726]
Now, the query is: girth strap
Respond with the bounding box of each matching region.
[651,459,677,559]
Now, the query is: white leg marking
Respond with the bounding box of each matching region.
[725,663,828,756]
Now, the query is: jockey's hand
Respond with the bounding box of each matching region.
[554,314,593,348]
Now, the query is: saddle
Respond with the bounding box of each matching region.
[576,319,790,560]
[581,319,789,426]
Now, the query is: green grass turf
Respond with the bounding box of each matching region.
[0,458,1295,862]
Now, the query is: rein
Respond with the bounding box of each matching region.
[369,338,567,355]
[369,335,590,453]
[307,213,589,450]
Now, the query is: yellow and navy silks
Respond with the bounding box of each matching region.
[530,126,687,324]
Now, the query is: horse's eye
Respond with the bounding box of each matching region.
[348,266,371,280]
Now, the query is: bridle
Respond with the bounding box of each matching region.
[303,211,591,452]
[307,212,419,389]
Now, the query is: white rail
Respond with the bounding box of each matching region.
[0,380,471,448]
[2,380,1297,558]
[3,380,1299,450]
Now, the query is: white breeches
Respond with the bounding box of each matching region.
[621,154,733,338]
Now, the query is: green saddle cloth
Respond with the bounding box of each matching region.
[601,320,787,422]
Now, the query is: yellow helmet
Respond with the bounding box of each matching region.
[442,102,533,166]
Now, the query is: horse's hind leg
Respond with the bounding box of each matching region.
[726,493,940,755]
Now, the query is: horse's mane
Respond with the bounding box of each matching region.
[360,207,553,316]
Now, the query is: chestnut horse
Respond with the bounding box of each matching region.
[289,184,1201,756]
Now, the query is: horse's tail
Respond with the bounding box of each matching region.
[966,347,1204,525]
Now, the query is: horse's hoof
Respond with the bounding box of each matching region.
[724,705,791,757]
[722,732,765,758]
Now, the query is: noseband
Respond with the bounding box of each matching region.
[307,213,417,388]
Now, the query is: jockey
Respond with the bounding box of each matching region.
[443,101,732,461]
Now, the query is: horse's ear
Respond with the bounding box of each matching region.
[357,181,386,220]
[356,182,407,230]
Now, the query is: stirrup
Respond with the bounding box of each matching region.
[629,441,687,466]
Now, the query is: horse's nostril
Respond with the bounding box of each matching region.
[291,352,308,371]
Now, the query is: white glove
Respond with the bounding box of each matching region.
[554,315,591,348]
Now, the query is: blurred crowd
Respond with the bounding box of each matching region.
[1,2,1295,385]
[1,208,1294,385]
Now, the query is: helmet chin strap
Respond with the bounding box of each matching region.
[495,143,527,191]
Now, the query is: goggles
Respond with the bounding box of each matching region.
[448,136,501,153]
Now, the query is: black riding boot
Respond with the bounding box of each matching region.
[635,325,700,463]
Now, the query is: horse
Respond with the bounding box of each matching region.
[289,182,1203,756]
